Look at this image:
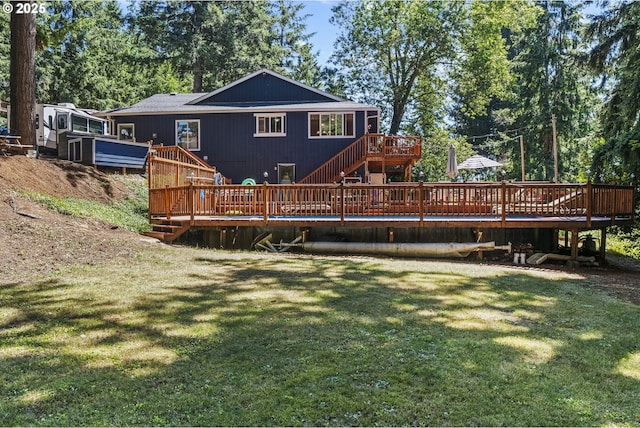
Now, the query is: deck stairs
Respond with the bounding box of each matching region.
[144,218,191,243]
[298,134,422,184]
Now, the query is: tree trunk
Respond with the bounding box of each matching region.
[193,60,204,93]
[10,4,37,148]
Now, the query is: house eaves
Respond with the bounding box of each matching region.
[99,101,379,117]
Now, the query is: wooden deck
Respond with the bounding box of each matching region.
[143,145,635,263]
[147,181,634,239]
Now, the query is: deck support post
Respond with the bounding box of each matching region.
[570,228,579,261]
[474,228,484,260]
[500,181,506,226]
[388,227,394,243]
[599,228,607,263]
[611,182,617,226]
[220,228,226,249]
[189,182,194,224]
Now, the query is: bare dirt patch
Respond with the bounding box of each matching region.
[1,154,639,304]
[1,155,156,283]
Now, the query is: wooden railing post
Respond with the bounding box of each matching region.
[419,181,424,225]
[164,185,170,220]
[340,180,345,225]
[189,182,194,223]
[611,182,617,225]
[501,181,506,225]
[263,181,268,225]
[586,181,592,227]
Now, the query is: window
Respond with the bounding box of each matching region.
[117,123,135,142]
[255,113,285,137]
[69,139,82,162]
[57,114,68,130]
[176,119,200,151]
[309,112,355,138]
[71,114,88,132]
[70,114,107,134]
[89,119,104,134]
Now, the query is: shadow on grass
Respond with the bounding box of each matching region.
[1,254,639,426]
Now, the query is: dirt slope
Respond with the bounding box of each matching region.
[0,155,156,283]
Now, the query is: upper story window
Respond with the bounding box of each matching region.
[176,119,200,151]
[309,112,355,138]
[255,113,286,137]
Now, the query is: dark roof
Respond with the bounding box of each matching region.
[100,69,378,117]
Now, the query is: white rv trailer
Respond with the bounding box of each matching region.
[35,103,109,154]
[34,103,149,169]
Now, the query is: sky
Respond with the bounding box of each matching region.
[296,0,339,67]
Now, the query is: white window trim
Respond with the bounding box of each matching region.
[117,123,135,142]
[254,113,286,137]
[175,119,201,151]
[308,111,356,139]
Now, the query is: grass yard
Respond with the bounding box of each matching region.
[1,247,639,426]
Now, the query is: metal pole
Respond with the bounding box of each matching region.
[552,114,558,183]
[519,135,525,181]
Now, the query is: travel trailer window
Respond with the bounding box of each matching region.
[57,114,68,130]
[89,119,104,134]
[72,114,88,132]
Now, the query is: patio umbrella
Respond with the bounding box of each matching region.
[446,145,458,178]
[457,154,502,170]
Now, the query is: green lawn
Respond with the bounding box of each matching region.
[1,247,639,426]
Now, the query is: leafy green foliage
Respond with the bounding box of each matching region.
[35,0,188,110]
[452,1,539,120]
[505,1,599,182]
[0,13,9,104]
[128,0,319,92]
[587,1,640,183]
[331,0,460,135]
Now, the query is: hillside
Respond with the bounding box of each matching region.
[0,155,157,283]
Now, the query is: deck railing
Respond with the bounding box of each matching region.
[298,134,422,184]
[149,181,635,225]
[148,146,217,189]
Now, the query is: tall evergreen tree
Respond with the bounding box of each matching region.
[37,0,184,110]
[587,0,640,183]
[10,2,37,146]
[271,0,321,86]
[451,1,539,141]
[509,1,597,182]
[0,12,10,106]
[130,0,319,92]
